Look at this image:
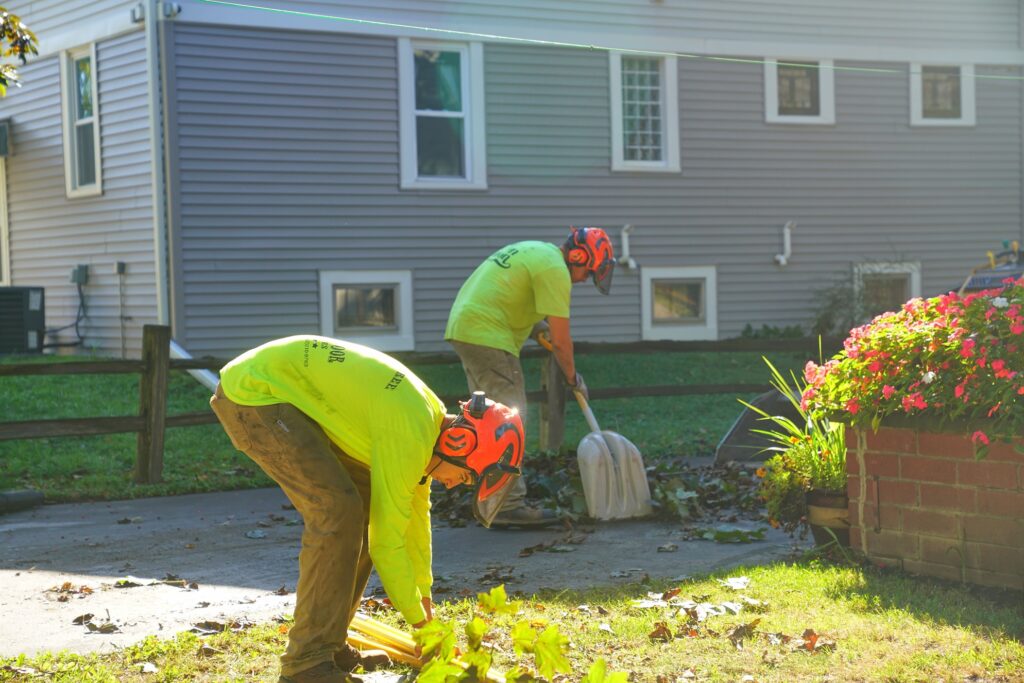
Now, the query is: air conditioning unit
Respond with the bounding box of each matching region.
[0,286,45,353]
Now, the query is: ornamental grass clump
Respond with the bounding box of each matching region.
[802,276,1024,457]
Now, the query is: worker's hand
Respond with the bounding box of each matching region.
[530,320,551,346]
[422,596,433,622]
[567,371,588,400]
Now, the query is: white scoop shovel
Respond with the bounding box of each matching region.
[571,389,653,521]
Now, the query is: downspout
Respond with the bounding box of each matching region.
[144,0,170,325]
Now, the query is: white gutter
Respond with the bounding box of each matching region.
[143,0,171,325]
[170,340,220,391]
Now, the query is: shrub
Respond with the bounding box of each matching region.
[802,277,1024,456]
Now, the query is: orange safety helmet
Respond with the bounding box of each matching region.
[564,227,616,294]
[434,391,524,527]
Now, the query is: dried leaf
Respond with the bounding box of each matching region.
[718,576,751,590]
[244,529,267,539]
[726,619,761,649]
[598,623,614,635]
[657,543,678,553]
[648,621,673,642]
[72,613,94,625]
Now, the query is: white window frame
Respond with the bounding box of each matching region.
[909,63,976,127]
[319,269,415,352]
[764,58,835,125]
[641,266,718,341]
[398,38,486,191]
[609,52,680,173]
[0,159,8,285]
[60,43,102,198]
[854,261,922,315]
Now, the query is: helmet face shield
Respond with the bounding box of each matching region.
[592,257,615,295]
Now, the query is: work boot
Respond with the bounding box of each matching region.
[335,643,392,672]
[278,660,361,683]
[489,506,560,529]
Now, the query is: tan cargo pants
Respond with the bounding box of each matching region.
[210,384,372,678]
[448,340,529,511]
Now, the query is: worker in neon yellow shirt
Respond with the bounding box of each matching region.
[210,336,524,683]
[445,227,615,528]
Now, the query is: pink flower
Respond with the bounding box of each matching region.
[1012,323,1024,335]
[882,385,895,399]
[971,431,990,446]
[846,399,860,415]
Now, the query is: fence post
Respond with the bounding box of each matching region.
[136,324,170,484]
[538,353,567,451]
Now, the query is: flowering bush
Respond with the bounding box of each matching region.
[802,277,1024,456]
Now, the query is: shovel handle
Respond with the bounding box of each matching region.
[535,335,603,434]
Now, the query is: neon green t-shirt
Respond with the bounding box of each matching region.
[218,336,445,625]
[444,241,571,355]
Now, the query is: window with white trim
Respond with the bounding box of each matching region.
[764,58,835,125]
[854,262,921,320]
[319,270,415,351]
[398,38,486,190]
[641,266,718,341]
[609,52,680,172]
[60,44,102,197]
[910,64,975,127]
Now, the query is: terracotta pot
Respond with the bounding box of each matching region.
[804,490,850,547]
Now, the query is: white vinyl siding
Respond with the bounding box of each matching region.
[60,44,103,197]
[0,159,8,285]
[910,63,976,126]
[319,270,414,351]
[641,266,718,341]
[764,58,835,125]
[398,38,486,190]
[609,52,680,172]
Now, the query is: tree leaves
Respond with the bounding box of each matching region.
[477,584,522,616]
[582,657,629,683]
[414,619,457,661]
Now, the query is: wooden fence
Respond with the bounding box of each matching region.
[0,325,838,483]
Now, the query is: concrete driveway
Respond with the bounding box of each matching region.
[0,487,800,657]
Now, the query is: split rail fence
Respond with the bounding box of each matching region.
[0,325,837,483]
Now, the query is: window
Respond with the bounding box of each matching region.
[398,38,486,190]
[60,44,102,197]
[319,270,414,351]
[641,266,718,341]
[609,52,680,172]
[910,63,975,126]
[764,58,835,125]
[854,262,921,320]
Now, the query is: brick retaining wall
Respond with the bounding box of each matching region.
[847,427,1023,590]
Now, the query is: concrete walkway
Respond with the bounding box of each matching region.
[0,487,801,657]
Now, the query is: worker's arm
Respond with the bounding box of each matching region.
[546,315,576,384]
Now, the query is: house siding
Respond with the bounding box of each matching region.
[0,30,156,356]
[168,20,1022,357]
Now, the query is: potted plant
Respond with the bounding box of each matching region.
[742,357,848,545]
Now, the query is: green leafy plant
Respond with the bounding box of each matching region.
[741,357,846,535]
[802,277,1024,457]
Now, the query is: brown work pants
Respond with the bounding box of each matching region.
[448,340,529,511]
[210,384,372,678]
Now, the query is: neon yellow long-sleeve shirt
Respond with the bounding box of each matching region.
[218,336,445,625]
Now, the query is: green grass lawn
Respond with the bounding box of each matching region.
[3,560,1021,682]
[0,350,809,503]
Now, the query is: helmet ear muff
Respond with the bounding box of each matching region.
[439,425,477,458]
[568,247,589,265]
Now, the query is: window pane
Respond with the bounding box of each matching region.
[416,116,465,177]
[334,285,396,330]
[862,274,910,318]
[653,279,704,322]
[414,49,462,112]
[621,57,663,162]
[75,56,93,120]
[777,62,820,116]
[75,122,96,187]
[922,66,961,119]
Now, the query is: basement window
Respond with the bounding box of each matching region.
[319,270,414,351]
[641,266,718,341]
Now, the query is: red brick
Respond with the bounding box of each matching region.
[919,484,976,512]
[900,455,957,484]
[846,429,866,450]
[862,452,899,478]
[963,516,1024,547]
[847,475,861,501]
[958,461,1020,490]
[865,427,917,454]
[902,509,960,537]
[983,440,1024,464]
[976,489,1024,518]
[917,431,974,459]
[865,530,918,558]
[902,559,964,583]
[963,542,1024,573]
[920,537,965,567]
[879,479,917,506]
[964,568,1024,591]
[849,527,864,551]
[861,503,899,532]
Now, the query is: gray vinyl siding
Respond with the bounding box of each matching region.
[0,31,155,356]
[8,1,138,47]
[169,20,1023,357]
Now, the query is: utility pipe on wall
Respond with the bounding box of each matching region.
[774,221,795,267]
[619,224,638,270]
